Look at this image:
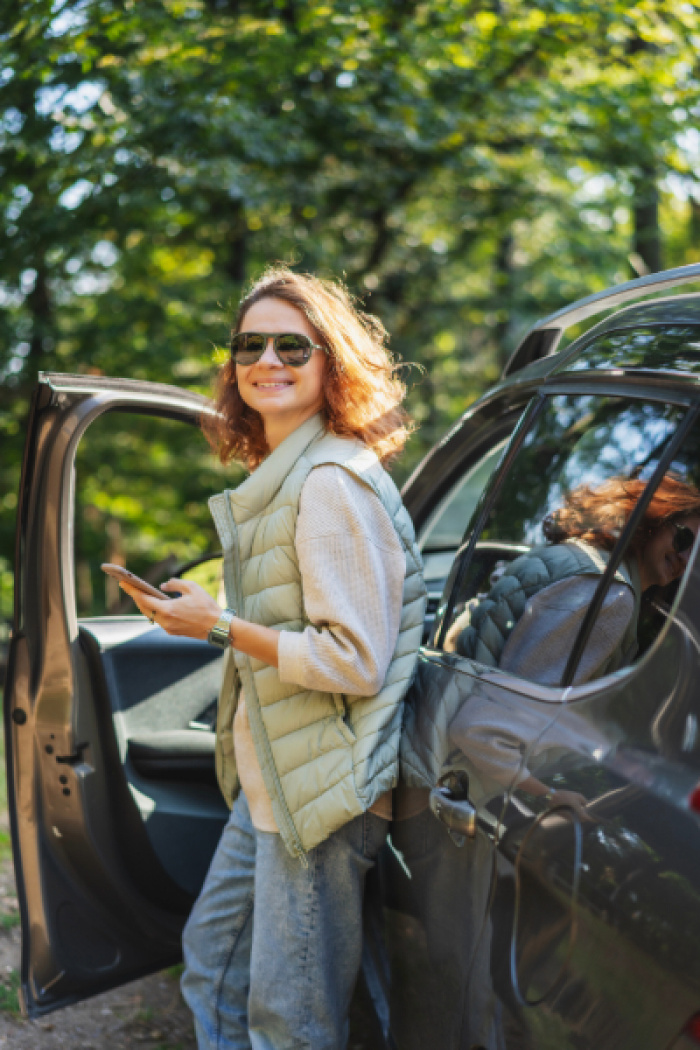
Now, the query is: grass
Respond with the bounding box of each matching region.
[0,968,21,1017]
[0,829,11,866]
[0,719,19,933]
[0,910,19,931]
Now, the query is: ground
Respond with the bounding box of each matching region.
[0,733,381,1049]
[0,727,198,1050]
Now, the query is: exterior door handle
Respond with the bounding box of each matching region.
[429,771,477,845]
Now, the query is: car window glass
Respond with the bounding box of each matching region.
[559,325,700,376]
[74,410,237,617]
[438,395,700,687]
[420,440,507,596]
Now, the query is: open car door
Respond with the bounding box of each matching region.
[4,373,231,1016]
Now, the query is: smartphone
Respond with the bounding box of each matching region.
[101,563,173,601]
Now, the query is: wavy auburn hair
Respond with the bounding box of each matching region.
[543,474,700,555]
[203,266,413,469]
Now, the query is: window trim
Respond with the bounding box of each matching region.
[561,399,700,685]
[434,390,700,689]
[433,395,547,648]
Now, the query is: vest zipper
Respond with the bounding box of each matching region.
[222,491,307,864]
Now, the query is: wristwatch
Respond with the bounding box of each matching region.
[207,608,236,649]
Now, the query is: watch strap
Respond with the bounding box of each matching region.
[207,608,236,648]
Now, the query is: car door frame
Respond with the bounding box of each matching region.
[419,370,700,1049]
[5,372,219,1017]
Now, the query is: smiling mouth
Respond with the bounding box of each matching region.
[253,381,293,388]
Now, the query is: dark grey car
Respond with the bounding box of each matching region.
[6,263,700,1049]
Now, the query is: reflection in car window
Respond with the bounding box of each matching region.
[74,410,235,617]
[439,396,700,686]
[559,325,700,375]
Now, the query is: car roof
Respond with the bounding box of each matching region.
[503,262,700,380]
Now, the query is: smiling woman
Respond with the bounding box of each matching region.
[233,298,328,449]
[202,264,413,469]
[119,265,426,1050]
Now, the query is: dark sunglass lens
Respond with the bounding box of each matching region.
[674,525,695,554]
[276,334,311,364]
[233,333,265,363]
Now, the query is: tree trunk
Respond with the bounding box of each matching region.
[690,197,700,256]
[631,168,661,275]
[493,229,515,369]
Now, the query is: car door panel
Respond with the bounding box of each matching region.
[5,374,230,1016]
[78,622,227,896]
[389,648,563,1049]
[470,568,700,1050]
[391,373,700,1050]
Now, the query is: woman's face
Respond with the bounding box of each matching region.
[638,515,700,591]
[235,297,326,444]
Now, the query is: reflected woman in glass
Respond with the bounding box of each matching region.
[446,474,700,685]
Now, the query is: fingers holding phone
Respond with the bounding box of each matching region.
[118,580,165,624]
[107,566,223,641]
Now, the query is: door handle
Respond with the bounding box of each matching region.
[429,771,477,845]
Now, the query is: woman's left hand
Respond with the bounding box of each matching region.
[119,578,222,641]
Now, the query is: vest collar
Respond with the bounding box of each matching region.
[227,412,326,523]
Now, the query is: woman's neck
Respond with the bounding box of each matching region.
[263,405,322,452]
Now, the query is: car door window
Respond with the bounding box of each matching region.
[436,394,700,687]
[417,439,509,644]
[419,439,507,587]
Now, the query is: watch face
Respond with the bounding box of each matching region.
[207,610,235,647]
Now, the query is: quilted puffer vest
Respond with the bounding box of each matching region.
[209,414,427,858]
[456,540,640,668]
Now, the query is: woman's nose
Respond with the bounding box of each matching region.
[258,339,281,365]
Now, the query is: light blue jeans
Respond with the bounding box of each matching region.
[181,791,388,1050]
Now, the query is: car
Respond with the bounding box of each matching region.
[6,262,700,1050]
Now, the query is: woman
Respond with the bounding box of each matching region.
[448,473,700,686]
[120,266,426,1050]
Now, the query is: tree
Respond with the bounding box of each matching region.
[1,0,699,624]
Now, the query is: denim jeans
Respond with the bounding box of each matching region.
[181,791,389,1050]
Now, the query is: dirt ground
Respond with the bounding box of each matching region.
[0,722,198,1050]
[0,730,379,1050]
[0,843,198,1050]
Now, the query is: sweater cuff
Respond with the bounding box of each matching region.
[277,630,307,687]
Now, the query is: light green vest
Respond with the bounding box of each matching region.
[209,414,427,858]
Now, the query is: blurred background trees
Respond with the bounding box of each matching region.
[1,0,699,625]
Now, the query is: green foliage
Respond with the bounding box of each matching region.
[74,410,235,613]
[1,0,699,618]
[0,968,21,1017]
[0,907,20,931]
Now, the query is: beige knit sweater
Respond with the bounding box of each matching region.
[234,464,407,832]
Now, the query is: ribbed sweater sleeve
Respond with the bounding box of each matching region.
[277,464,406,696]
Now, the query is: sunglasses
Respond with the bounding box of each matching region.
[672,521,696,555]
[230,332,324,367]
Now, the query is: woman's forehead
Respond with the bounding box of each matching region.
[240,297,317,339]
